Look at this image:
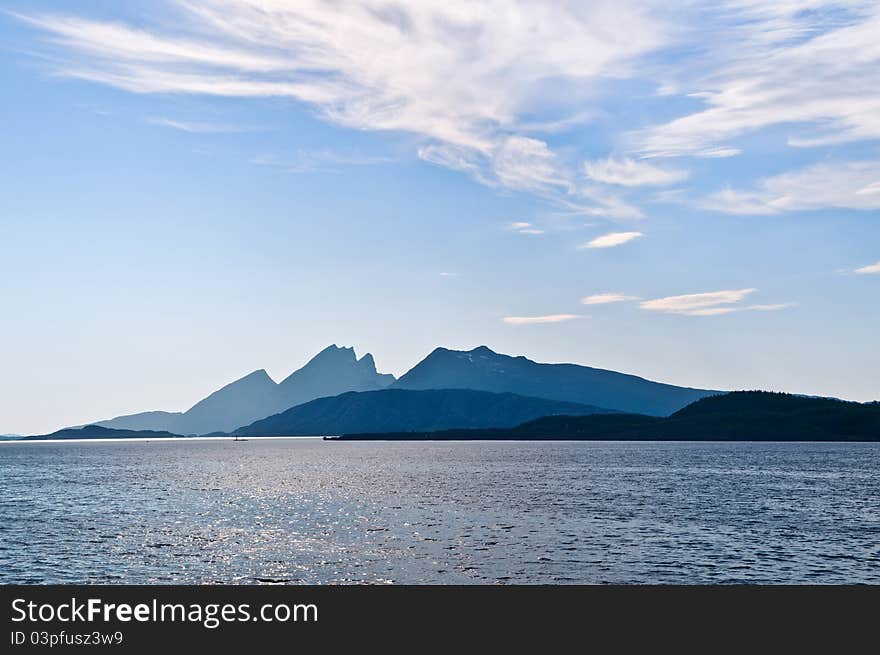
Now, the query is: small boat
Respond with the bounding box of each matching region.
[233,436,248,442]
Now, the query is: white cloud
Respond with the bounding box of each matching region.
[492,136,571,193]
[147,117,263,133]
[18,1,667,201]
[502,314,581,325]
[748,303,795,311]
[636,4,880,157]
[694,147,741,159]
[581,231,643,249]
[584,157,687,187]
[417,144,494,186]
[20,1,880,222]
[559,193,645,220]
[507,221,544,235]
[580,293,639,305]
[704,161,880,215]
[640,289,792,316]
[641,288,757,315]
[855,261,880,274]
[251,149,393,172]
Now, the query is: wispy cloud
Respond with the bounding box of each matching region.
[147,116,265,133]
[17,1,880,225]
[748,303,795,312]
[703,161,880,215]
[16,1,667,211]
[581,293,639,305]
[251,149,393,173]
[635,4,880,157]
[640,289,792,316]
[584,157,687,187]
[502,314,581,325]
[640,288,756,315]
[581,231,643,249]
[854,261,880,275]
[507,221,544,235]
[493,136,572,194]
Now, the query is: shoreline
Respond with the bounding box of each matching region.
[3,436,879,444]
[1,435,326,444]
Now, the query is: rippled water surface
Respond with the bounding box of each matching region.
[1,439,878,584]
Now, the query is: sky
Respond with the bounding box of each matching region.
[1,0,878,434]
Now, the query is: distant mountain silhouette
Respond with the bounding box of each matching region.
[172,369,279,435]
[337,391,880,442]
[393,345,715,415]
[25,425,182,441]
[275,346,395,412]
[90,345,395,435]
[89,411,182,432]
[232,388,613,437]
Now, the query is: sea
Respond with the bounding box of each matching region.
[1,438,878,584]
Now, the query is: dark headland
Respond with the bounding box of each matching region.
[23,425,183,441]
[333,391,880,442]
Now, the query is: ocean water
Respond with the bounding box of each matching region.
[1,438,878,584]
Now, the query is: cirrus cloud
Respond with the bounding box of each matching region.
[502,314,581,325]
[507,221,544,235]
[15,1,667,214]
[635,4,880,158]
[581,293,640,305]
[16,1,880,221]
[581,232,643,249]
[855,261,880,275]
[640,289,792,316]
[703,160,880,215]
[640,288,756,315]
[584,157,687,187]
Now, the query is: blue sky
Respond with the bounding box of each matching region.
[1,1,878,434]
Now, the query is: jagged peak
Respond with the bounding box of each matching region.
[308,344,357,363]
[280,345,370,385]
[427,345,500,357]
[319,343,354,354]
[242,368,273,381]
[216,368,276,388]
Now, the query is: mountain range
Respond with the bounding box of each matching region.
[230,388,612,437]
[25,426,181,441]
[335,392,880,442]
[90,345,394,435]
[393,346,714,415]
[75,344,718,436]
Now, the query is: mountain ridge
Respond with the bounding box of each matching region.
[393,345,717,415]
[24,425,183,441]
[87,345,395,434]
[231,388,614,437]
[336,391,880,442]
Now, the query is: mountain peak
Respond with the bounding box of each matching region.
[300,344,358,367]
[425,345,501,360]
[394,345,716,415]
[319,343,355,356]
[213,368,276,391]
[357,352,377,371]
[240,368,274,383]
